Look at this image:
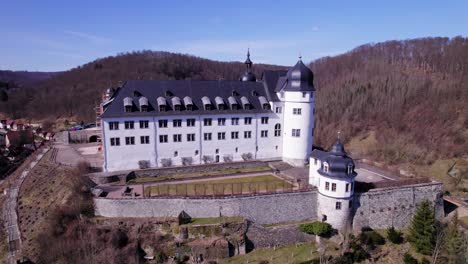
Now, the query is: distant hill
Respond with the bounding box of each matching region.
[0,70,59,89]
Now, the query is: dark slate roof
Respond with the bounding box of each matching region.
[276,59,315,92]
[101,77,282,118]
[317,140,357,179]
[262,70,287,101]
[310,149,328,160]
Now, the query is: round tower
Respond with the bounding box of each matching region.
[316,139,357,231]
[280,57,315,167]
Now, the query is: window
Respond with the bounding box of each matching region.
[275,107,282,113]
[261,130,268,138]
[195,150,199,155]
[158,120,168,128]
[187,134,195,142]
[124,121,134,129]
[280,92,284,98]
[215,149,219,154]
[351,182,354,191]
[159,105,166,112]
[336,202,342,210]
[244,131,252,138]
[324,162,329,173]
[205,104,212,110]
[292,129,301,137]
[345,183,350,192]
[139,120,149,129]
[125,105,132,112]
[173,119,182,127]
[159,135,168,143]
[293,108,302,115]
[109,122,119,130]
[140,136,150,144]
[125,136,135,145]
[314,159,318,165]
[348,164,354,174]
[218,132,226,140]
[244,117,252,125]
[187,119,195,127]
[174,151,178,157]
[231,131,239,139]
[218,118,226,126]
[204,118,212,126]
[274,124,281,136]
[325,182,330,190]
[204,133,212,141]
[263,104,271,110]
[110,137,120,146]
[332,183,337,192]
[261,117,269,124]
[231,118,239,125]
[302,92,307,98]
[186,105,193,111]
[173,134,182,142]
[235,147,238,152]
[174,105,181,111]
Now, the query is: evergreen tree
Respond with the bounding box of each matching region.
[407,200,436,255]
[444,211,464,264]
[0,89,8,102]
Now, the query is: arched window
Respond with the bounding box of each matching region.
[274,123,281,137]
[347,164,353,174]
[323,162,329,173]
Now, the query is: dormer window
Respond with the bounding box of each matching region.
[258,96,270,110]
[157,97,167,112]
[228,96,238,110]
[240,96,251,110]
[133,90,142,97]
[202,96,212,110]
[323,162,329,173]
[139,97,148,112]
[172,97,182,111]
[348,164,353,174]
[183,96,193,111]
[123,97,133,113]
[215,96,225,110]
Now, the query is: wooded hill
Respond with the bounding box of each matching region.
[1,37,467,165]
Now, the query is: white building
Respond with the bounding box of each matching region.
[309,140,357,230]
[100,52,316,172]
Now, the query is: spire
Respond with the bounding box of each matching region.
[240,48,256,82]
[244,48,252,70]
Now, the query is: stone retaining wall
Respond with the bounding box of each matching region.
[95,191,318,225]
[352,182,444,230]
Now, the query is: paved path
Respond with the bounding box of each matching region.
[2,147,49,264]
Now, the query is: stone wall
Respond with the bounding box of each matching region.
[95,191,317,225]
[352,182,443,230]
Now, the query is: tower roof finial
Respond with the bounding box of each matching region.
[338,131,341,140]
[299,52,302,61]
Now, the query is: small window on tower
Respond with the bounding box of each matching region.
[331,183,337,192]
[336,202,342,210]
[325,182,330,190]
[324,162,329,173]
[348,164,354,174]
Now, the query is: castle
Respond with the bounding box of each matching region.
[100,51,315,172]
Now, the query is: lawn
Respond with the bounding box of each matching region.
[130,166,273,183]
[220,242,319,264]
[146,175,293,196]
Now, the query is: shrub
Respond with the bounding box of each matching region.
[386,226,403,244]
[403,253,418,264]
[420,258,430,264]
[407,200,436,255]
[241,152,253,161]
[161,158,172,167]
[202,155,213,164]
[181,157,193,166]
[223,155,233,162]
[299,221,333,237]
[111,229,129,249]
[359,229,385,249]
[138,160,150,169]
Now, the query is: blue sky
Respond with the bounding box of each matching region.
[1,0,467,71]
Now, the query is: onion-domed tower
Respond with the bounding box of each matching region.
[240,49,256,82]
[316,138,357,231]
[279,57,315,166]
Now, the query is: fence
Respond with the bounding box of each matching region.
[145,180,312,198]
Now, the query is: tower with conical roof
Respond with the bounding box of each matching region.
[240,49,257,82]
[278,56,315,166]
[312,137,357,230]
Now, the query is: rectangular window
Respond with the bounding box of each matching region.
[159,135,168,143]
[173,134,182,142]
[261,117,269,124]
[140,136,150,144]
[244,117,252,125]
[109,122,119,130]
[173,119,182,127]
[325,182,330,190]
[332,183,337,192]
[302,92,307,98]
[124,121,134,129]
[261,130,268,138]
[139,120,149,129]
[204,118,212,126]
[275,107,282,113]
[244,131,252,138]
[187,133,195,142]
[231,131,239,139]
[336,202,342,210]
[293,108,302,115]
[204,133,212,141]
[186,119,196,127]
[218,132,226,140]
[125,136,135,145]
[110,137,120,146]
[345,183,350,192]
[218,118,226,126]
[231,118,239,125]
[158,120,168,128]
[292,129,301,137]
[314,159,318,165]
